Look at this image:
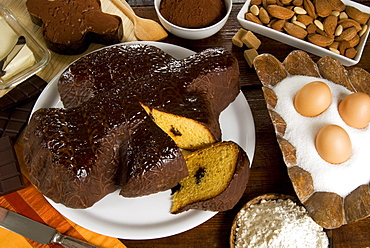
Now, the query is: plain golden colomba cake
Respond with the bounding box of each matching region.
[171,141,250,214]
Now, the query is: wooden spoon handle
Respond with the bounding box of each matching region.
[110,0,137,22]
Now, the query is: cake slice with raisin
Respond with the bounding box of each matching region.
[171,141,250,214]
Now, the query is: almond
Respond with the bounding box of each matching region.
[270,19,286,31]
[314,0,332,17]
[308,33,334,47]
[329,47,340,54]
[323,15,338,36]
[284,22,308,39]
[339,40,351,55]
[297,14,314,26]
[348,34,360,47]
[267,5,295,19]
[329,41,340,49]
[245,12,263,24]
[292,0,304,6]
[251,0,263,5]
[335,24,343,36]
[345,6,370,25]
[345,47,357,59]
[359,24,368,37]
[259,7,271,24]
[337,19,362,32]
[335,26,357,41]
[303,0,317,19]
[307,23,317,33]
[328,0,345,12]
[294,6,307,15]
[250,5,260,15]
[280,0,292,5]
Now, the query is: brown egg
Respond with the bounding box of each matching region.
[338,92,370,129]
[294,81,332,117]
[315,124,352,164]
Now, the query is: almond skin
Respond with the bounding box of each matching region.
[345,47,357,59]
[259,7,271,24]
[345,6,370,25]
[297,14,314,26]
[314,0,332,17]
[338,19,362,32]
[267,5,295,19]
[335,27,358,41]
[348,34,360,47]
[284,22,308,39]
[245,12,263,24]
[270,19,286,31]
[303,0,317,19]
[323,15,338,36]
[308,33,334,47]
[328,0,345,12]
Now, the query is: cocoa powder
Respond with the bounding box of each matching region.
[159,0,226,28]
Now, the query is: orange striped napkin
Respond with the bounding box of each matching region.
[0,143,126,248]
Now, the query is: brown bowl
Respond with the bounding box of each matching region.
[230,193,298,248]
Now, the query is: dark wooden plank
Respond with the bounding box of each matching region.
[121,2,370,247]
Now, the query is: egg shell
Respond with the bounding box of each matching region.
[338,92,370,129]
[294,81,332,117]
[315,124,352,164]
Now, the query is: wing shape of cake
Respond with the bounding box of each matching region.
[23,44,240,209]
[254,50,370,229]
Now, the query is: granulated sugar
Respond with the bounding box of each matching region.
[272,75,370,197]
[234,199,328,248]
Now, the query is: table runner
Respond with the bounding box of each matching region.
[0,142,127,248]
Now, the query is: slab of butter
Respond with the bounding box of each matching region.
[2,45,35,81]
[0,16,18,61]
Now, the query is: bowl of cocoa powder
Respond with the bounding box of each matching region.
[154,0,232,40]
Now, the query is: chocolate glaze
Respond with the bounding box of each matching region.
[23,44,239,208]
[26,0,123,55]
[58,45,240,141]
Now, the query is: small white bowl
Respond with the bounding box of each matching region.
[237,0,370,66]
[154,0,232,40]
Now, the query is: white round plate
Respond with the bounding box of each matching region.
[32,41,256,240]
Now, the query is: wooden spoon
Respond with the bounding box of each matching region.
[110,0,168,41]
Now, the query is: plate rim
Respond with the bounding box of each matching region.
[31,41,256,240]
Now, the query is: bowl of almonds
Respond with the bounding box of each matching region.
[237,0,370,66]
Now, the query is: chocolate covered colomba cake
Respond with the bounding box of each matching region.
[23,44,240,209]
[26,0,123,55]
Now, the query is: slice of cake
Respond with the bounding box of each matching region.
[171,141,250,214]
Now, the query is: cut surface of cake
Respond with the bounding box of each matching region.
[171,141,250,214]
[23,44,240,209]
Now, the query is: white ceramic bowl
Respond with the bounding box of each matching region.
[237,0,370,66]
[154,0,232,40]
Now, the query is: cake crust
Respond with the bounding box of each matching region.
[23,44,240,209]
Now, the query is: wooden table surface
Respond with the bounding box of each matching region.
[121,1,370,248]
